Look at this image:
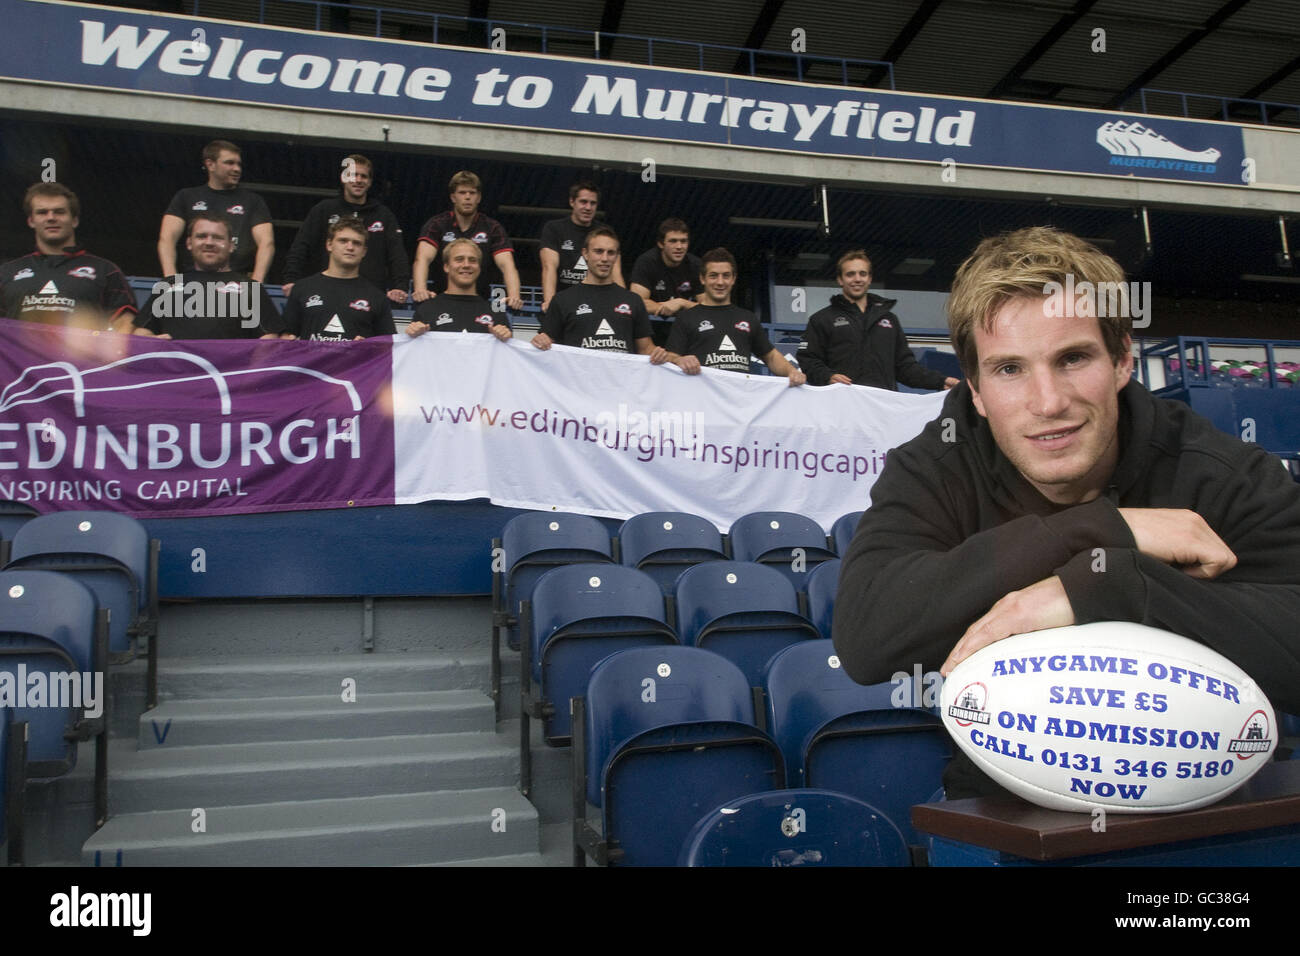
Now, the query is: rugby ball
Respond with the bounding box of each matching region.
[939,623,1276,813]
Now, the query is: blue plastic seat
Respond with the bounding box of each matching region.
[617,512,726,595]
[572,646,784,866]
[0,570,110,845]
[831,511,864,556]
[6,511,157,667]
[729,511,836,588]
[678,788,909,867]
[764,640,949,845]
[674,561,820,686]
[804,558,841,641]
[518,564,676,793]
[494,512,613,651]
[0,501,38,560]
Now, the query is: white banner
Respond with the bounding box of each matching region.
[392,334,947,530]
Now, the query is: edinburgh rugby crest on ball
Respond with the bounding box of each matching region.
[939,622,1276,813]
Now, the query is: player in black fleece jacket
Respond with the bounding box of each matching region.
[833,227,1300,798]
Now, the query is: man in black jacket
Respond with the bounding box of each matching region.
[833,226,1300,799]
[798,250,958,391]
[281,154,409,305]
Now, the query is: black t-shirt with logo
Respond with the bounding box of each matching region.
[629,249,702,303]
[413,293,509,333]
[539,218,605,288]
[541,283,650,352]
[666,304,774,373]
[140,270,278,339]
[164,185,272,274]
[272,274,396,341]
[417,210,512,296]
[0,249,137,325]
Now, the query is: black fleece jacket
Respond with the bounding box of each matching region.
[797,292,947,390]
[282,195,409,291]
[834,378,1300,717]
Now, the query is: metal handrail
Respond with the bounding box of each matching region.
[1139,88,1299,128]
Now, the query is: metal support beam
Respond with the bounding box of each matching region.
[987,0,1101,100]
[867,0,942,87]
[731,0,785,75]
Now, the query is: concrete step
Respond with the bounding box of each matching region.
[106,731,517,812]
[155,652,489,701]
[138,690,493,748]
[83,787,537,866]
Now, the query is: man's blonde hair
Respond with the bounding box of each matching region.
[947,226,1130,382]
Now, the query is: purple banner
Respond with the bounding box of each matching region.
[0,319,395,516]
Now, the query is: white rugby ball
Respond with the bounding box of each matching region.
[940,623,1276,813]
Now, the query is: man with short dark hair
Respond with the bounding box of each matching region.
[833,226,1300,800]
[664,248,803,386]
[532,226,663,363]
[407,239,510,341]
[798,250,958,391]
[0,183,136,332]
[282,154,409,304]
[159,140,274,281]
[411,170,521,309]
[539,181,623,312]
[137,214,278,339]
[268,218,395,341]
[629,217,701,317]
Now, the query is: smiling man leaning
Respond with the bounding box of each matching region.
[832,226,1300,800]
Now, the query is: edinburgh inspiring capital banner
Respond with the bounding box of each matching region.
[0,320,946,529]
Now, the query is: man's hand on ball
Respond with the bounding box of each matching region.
[942,576,1075,676]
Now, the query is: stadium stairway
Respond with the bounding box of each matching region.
[62,597,559,867]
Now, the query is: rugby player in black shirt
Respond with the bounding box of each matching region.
[629,217,701,317]
[538,181,624,312]
[664,248,805,386]
[0,182,137,332]
[532,226,666,365]
[407,239,511,341]
[269,218,395,341]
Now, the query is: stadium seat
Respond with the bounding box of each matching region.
[0,501,39,560]
[830,510,864,556]
[5,511,159,676]
[518,563,677,793]
[674,561,821,686]
[616,512,726,595]
[677,788,910,867]
[490,512,614,714]
[0,570,110,836]
[763,640,950,847]
[728,511,836,588]
[572,645,785,866]
[804,558,841,641]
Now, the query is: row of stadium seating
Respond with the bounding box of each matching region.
[490,509,863,702]
[569,642,949,866]
[0,510,161,864]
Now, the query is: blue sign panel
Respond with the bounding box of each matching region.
[0,0,1246,185]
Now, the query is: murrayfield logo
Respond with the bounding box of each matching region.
[1096,120,1220,173]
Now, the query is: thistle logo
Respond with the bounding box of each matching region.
[948,681,991,727]
[614,303,631,315]
[474,314,492,326]
[349,299,371,312]
[69,266,98,280]
[735,321,749,332]
[1096,120,1220,172]
[228,205,245,216]
[367,221,384,232]
[878,318,892,329]
[1227,710,1273,759]
[473,231,487,243]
